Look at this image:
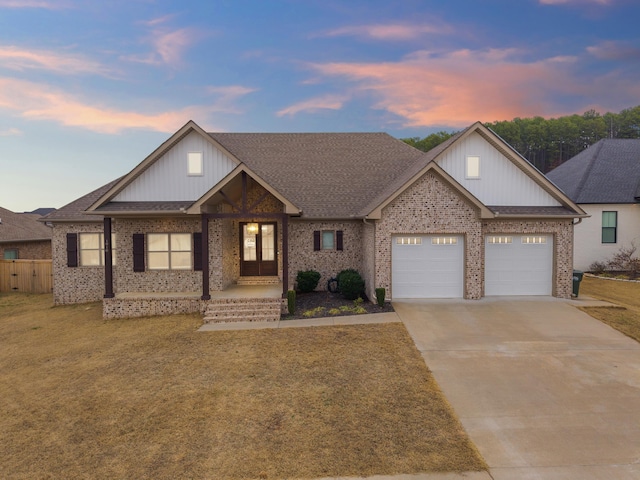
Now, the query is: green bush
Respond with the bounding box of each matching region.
[287,290,296,315]
[337,269,365,300]
[296,270,321,293]
[375,287,386,307]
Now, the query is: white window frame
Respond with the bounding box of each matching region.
[187,152,203,176]
[147,233,192,270]
[466,155,480,179]
[79,233,117,267]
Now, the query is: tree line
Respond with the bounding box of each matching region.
[402,105,640,173]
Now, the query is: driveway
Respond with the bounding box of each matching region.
[394,297,640,480]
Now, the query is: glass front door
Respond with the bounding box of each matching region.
[240,222,278,276]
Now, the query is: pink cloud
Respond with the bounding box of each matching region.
[0,77,223,134]
[322,23,453,41]
[277,94,347,117]
[587,40,640,60]
[304,49,592,127]
[123,24,203,68]
[0,46,112,75]
[0,127,22,136]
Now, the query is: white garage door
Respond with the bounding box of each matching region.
[485,235,553,296]
[392,235,464,298]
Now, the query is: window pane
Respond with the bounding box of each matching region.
[148,234,169,252]
[466,156,480,178]
[171,233,192,251]
[261,225,275,261]
[148,252,169,270]
[171,252,192,270]
[602,228,616,244]
[322,231,334,250]
[602,211,617,228]
[80,233,100,249]
[3,249,18,259]
[80,250,101,266]
[188,152,203,175]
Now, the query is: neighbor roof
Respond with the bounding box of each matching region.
[546,139,640,204]
[0,207,52,242]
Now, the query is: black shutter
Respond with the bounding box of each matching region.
[66,233,78,267]
[336,230,343,251]
[313,230,321,251]
[133,234,145,272]
[193,232,202,271]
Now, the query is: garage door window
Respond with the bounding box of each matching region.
[487,236,512,244]
[522,236,547,244]
[396,237,422,245]
[431,237,458,245]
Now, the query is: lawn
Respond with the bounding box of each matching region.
[579,275,640,343]
[0,293,486,480]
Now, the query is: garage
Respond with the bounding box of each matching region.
[392,235,464,298]
[485,235,553,296]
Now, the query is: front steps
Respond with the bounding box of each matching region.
[203,297,282,323]
[236,276,281,286]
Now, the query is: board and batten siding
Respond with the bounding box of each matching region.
[114,131,238,202]
[436,132,561,207]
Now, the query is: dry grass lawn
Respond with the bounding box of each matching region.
[580,275,640,343]
[0,293,486,480]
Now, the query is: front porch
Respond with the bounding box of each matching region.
[103,283,284,320]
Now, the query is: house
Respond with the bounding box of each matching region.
[546,139,640,271]
[0,207,53,259]
[43,121,585,319]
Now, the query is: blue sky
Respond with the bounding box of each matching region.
[1,0,639,212]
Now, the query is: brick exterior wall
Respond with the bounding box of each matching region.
[288,220,364,292]
[1,240,51,260]
[482,219,574,298]
[375,171,483,299]
[52,223,105,304]
[361,221,376,301]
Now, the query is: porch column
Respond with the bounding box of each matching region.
[201,214,211,300]
[282,214,289,296]
[103,217,114,298]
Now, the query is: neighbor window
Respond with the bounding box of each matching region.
[187,152,203,176]
[602,211,617,243]
[79,233,116,266]
[3,248,18,259]
[147,233,192,270]
[466,155,480,178]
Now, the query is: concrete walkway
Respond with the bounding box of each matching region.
[395,296,640,480]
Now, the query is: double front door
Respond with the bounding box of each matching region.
[240,222,278,276]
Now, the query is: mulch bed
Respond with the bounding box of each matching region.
[283,291,394,320]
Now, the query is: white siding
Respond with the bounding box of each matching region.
[114,131,238,202]
[437,132,561,206]
[573,204,640,271]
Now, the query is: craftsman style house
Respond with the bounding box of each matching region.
[44,121,585,319]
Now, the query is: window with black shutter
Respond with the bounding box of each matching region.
[66,233,78,267]
[133,234,145,272]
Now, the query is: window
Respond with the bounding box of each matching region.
[187,152,203,176]
[602,211,617,244]
[313,230,343,251]
[321,231,335,250]
[3,248,18,259]
[466,155,480,178]
[148,233,192,270]
[487,236,512,244]
[396,237,422,245]
[522,236,547,245]
[79,233,116,266]
[432,237,458,245]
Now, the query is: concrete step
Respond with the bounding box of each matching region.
[203,297,282,324]
[236,276,281,286]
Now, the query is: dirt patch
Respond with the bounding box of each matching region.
[283,290,395,320]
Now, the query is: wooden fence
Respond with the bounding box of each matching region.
[0,259,53,294]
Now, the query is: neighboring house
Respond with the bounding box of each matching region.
[547,139,640,271]
[0,207,53,259]
[44,121,585,319]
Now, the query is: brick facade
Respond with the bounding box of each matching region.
[1,240,51,260]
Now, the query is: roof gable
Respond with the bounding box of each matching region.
[547,139,640,204]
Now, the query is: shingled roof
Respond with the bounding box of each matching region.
[546,139,640,204]
[43,177,123,222]
[0,207,52,242]
[207,132,425,218]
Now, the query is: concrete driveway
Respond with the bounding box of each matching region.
[394,297,640,480]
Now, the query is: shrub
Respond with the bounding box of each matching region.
[606,243,640,275]
[287,290,296,315]
[296,270,321,293]
[375,287,386,307]
[589,261,607,274]
[337,269,365,300]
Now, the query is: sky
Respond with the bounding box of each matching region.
[1,0,639,212]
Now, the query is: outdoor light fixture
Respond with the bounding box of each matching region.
[246,223,259,235]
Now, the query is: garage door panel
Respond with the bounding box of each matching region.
[392,235,464,299]
[485,235,552,296]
